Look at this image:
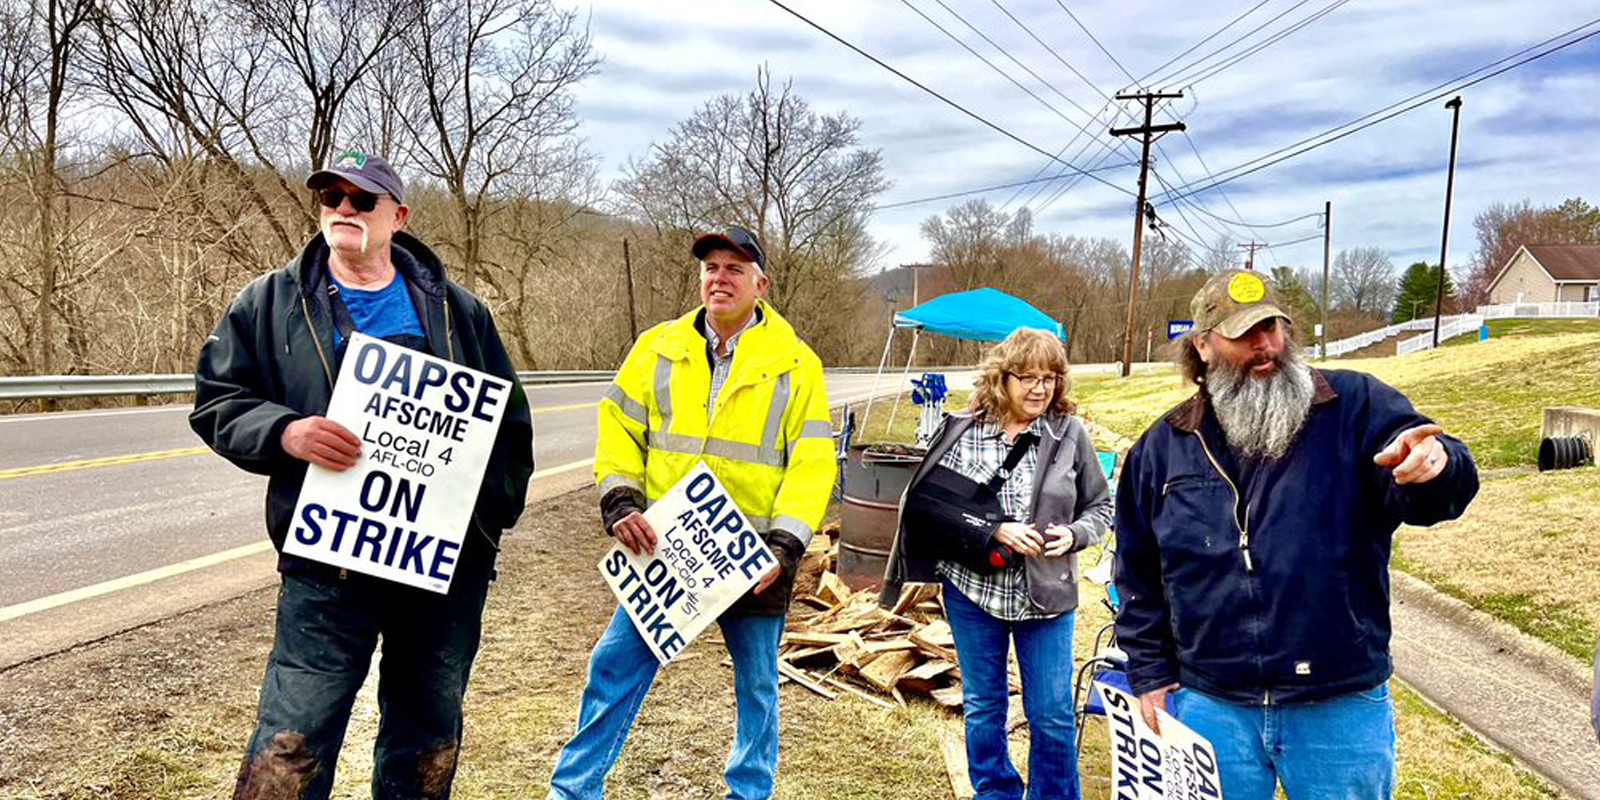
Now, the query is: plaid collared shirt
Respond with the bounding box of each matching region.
[700,307,762,421]
[936,416,1049,621]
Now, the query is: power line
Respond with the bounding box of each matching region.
[1133,0,1274,89]
[1148,0,1320,87]
[872,161,1138,210]
[1172,0,1355,88]
[984,0,1114,103]
[1261,232,1325,249]
[903,0,1127,157]
[1153,16,1600,205]
[1172,201,1325,229]
[1051,0,1136,83]
[761,0,1136,195]
[1027,1,1288,215]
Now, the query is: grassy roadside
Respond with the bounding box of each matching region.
[0,483,1561,798]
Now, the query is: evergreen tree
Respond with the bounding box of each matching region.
[1392,262,1453,322]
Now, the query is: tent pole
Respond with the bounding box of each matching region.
[862,326,896,430]
[886,329,921,435]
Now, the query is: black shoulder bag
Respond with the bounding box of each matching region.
[902,430,1038,575]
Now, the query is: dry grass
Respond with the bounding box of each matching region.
[0,488,1563,799]
[1395,468,1600,660]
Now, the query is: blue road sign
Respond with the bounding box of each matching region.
[1167,320,1195,340]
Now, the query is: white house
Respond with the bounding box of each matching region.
[1487,243,1600,304]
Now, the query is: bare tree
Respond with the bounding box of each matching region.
[1461,197,1600,306]
[399,0,598,293]
[613,67,887,361]
[1332,246,1396,315]
[0,0,94,387]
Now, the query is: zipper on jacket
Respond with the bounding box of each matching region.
[299,294,335,388]
[444,298,457,362]
[1193,430,1253,573]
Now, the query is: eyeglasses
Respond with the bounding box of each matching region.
[316,187,381,213]
[1006,372,1060,390]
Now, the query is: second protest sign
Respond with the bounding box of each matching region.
[599,462,776,664]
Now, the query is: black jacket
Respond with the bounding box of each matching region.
[1114,368,1478,704]
[878,411,1113,616]
[189,231,535,585]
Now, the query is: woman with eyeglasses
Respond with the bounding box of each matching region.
[881,327,1112,800]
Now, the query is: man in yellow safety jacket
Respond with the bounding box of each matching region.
[545,225,835,800]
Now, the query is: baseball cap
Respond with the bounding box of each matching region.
[691,226,765,270]
[306,149,405,203]
[1192,269,1293,339]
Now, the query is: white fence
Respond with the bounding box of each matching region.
[1312,318,1436,359]
[1396,315,1484,355]
[1314,300,1600,359]
[1478,301,1600,319]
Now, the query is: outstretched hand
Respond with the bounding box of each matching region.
[1374,424,1448,484]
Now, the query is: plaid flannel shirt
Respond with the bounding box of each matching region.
[701,307,762,420]
[935,416,1049,621]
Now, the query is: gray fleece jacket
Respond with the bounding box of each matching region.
[878,410,1113,616]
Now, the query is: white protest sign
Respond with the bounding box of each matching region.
[1096,680,1224,800]
[599,462,776,664]
[284,333,512,594]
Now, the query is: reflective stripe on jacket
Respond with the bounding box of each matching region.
[594,300,835,613]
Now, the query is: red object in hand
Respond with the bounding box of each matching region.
[989,544,1015,568]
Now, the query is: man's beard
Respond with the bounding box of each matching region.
[1206,342,1314,459]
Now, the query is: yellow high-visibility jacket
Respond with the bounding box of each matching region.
[595,301,835,613]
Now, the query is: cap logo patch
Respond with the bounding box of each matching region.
[334,150,368,169]
[1228,272,1266,304]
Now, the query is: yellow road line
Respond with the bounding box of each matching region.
[532,402,597,414]
[0,540,276,623]
[0,446,212,480]
[0,458,597,623]
[0,402,597,480]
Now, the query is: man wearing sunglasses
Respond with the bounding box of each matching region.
[191,149,534,798]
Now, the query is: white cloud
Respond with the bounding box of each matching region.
[571,0,1600,272]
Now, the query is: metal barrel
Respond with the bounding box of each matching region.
[838,445,924,590]
[1538,436,1593,472]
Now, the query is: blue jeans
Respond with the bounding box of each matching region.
[1173,684,1397,800]
[547,606,786,800]
[942,580,1079,800]
[234,568,491,800]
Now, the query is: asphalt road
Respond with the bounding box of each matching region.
[0,373,936,612]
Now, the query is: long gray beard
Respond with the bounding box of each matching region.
[1207,346,1315,459]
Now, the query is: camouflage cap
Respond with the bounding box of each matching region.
[1191,269,1293,339]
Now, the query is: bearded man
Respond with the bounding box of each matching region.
[1112,269,1479,800]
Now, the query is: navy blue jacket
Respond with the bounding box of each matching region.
[1113,368,1478,704]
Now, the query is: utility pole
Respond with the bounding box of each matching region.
[1240,241,1265,271]
[622,239,639,341]
[1111,90,1185,378]
[1320,201,1331,360]
[1432,96,1463,348]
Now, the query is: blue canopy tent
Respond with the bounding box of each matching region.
[864,288,1065,432]
[892,287,1064,341]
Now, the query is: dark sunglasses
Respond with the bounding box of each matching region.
[316,187,381,213]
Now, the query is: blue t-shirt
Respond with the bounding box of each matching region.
[331,272,425,349]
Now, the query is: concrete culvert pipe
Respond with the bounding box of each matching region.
[1538,436,1593,472]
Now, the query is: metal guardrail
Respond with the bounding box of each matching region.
[0,366,968,401]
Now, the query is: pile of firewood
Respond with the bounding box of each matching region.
[772,525,1019,710]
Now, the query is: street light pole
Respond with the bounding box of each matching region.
[1432,96,1463,347]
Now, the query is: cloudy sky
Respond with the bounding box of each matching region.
[568,0,1600,276]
